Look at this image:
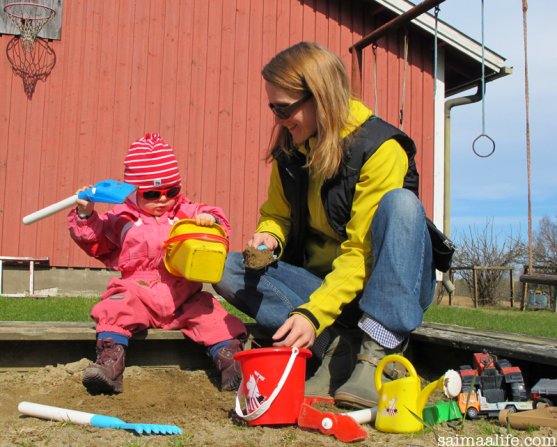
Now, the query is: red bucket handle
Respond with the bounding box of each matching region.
[235,347,300,422]
[163,232,229,251]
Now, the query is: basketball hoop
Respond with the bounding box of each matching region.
[6,36,56,99]
[3,2,56,51]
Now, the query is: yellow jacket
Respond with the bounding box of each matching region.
[256,100,409,336]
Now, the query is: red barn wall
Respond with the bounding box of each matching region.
[0,0,434,268]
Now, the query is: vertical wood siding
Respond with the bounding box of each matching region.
[0,0,435,268]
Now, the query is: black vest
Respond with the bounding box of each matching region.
[274,116,419,266]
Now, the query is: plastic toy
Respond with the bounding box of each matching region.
[234,349,368,443]
[374,354,462,433]
[234,346,311,426]
[423,401,462,426]
[23,179,136,225]
[18,401,182,435]
[499,406,557,429]
[530,378,557,408]
[297,400,369,443]
[457,351,533,419]
[163,219,229,283]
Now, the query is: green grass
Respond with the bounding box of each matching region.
[423,304,557,338]
[1,296,555,339]
[1,296,98,322]
[0,296,255,323]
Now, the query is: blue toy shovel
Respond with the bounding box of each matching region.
[22,179,136,225]
[18,401,182,435]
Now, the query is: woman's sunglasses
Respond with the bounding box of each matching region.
[268,93,312,120]
[140,186,181,200]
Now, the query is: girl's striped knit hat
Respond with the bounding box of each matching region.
[124,133,182,189]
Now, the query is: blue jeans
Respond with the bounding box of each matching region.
[214,189,435,337]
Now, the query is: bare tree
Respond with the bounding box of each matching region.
[454,220,525,306]
[533,215,557,267]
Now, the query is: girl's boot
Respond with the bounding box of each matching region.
[214,339,243,391]
[82,338,126,394]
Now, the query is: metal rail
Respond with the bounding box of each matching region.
[350,0,446,97]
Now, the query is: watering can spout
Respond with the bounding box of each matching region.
[417,369,463,413]
[417,377,444,413]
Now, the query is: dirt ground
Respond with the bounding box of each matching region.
[1,359,555,447]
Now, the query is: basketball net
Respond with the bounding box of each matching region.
[4,2,56,51]
[6,36,56,99]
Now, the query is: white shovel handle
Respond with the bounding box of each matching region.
[22,195,78,225]
[342,407,377,424]
[235,347,299,422]
[18,401,95,426]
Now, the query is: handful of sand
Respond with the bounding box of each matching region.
[243,246,276,269]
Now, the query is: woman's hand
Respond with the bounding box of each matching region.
[75,185,94,217]
[195,213,216,226]
[247,232,278,251]
[272,314,316,349]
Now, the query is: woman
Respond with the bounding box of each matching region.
[214,41,435,409]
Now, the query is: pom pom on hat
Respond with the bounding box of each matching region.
[124,133,182,189]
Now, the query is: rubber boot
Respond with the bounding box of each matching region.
[214,339,244,391]
[304,329,357,398]
[82,338,126,394]
[334,335,401,409]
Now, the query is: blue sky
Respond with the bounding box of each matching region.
[430,0,556,243]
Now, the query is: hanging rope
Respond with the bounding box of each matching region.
[433,5,440,98]
[373,43,379,117]
[399,28,408,130]
[522,0,533,273]
[472,0,496,157]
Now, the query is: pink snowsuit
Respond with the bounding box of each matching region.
[67,195,247,346]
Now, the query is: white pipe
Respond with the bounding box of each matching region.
[342,407,377,425]
[18,401,94,426]
[22,195,77,225]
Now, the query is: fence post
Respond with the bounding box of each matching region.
[447,268,452,306]
[509,268,514,308]
[449,269,455,306]
[520,264,528,311]
[472,266,478,308]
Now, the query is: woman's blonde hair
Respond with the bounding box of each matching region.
[262,41,352,180]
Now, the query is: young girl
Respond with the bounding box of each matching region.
[68,133,247,394]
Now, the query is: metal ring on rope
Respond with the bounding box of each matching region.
[472,0,495,159]
[472,133,496,158]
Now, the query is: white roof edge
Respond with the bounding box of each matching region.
[374,0,507,72]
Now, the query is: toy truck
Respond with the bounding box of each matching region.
[530,378,557,408]
[458,388,533,419]
[457,352,533,419]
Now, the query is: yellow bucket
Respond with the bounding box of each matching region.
[163,219,229,283]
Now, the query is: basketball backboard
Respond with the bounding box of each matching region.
[0,0,63,41]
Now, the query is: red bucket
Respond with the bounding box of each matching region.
[234,346,312,425]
